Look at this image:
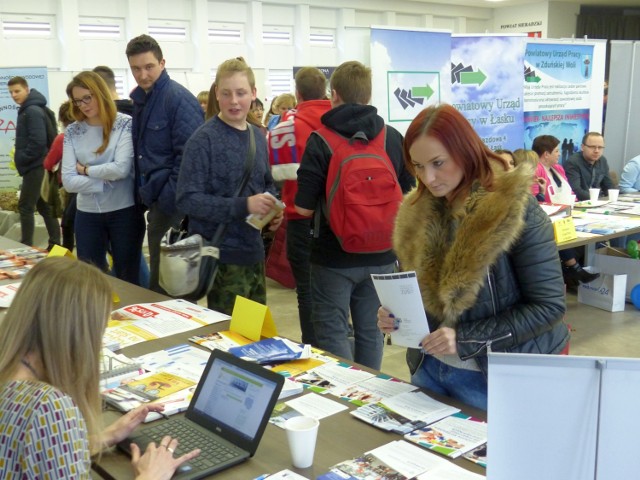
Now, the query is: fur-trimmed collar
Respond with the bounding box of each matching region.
[393,161,534,327]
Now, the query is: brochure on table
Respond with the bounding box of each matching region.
[292,362,375,393]
[227,336,311,364]
[404,412,487,459]
[332,375,417,405]
[189,330,252,351]
[269,391,349,428]
[101,344,208,415]
[351,390,460,434]
[0,282,20,308]
[319,440,485,480]
[103,299,230,350]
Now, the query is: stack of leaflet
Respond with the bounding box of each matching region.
[100,348,145,391]
[404,412,488,459]
[350,390,460,434]
[539,202,571,219]
[227,337,311,364]
[101,344,208,420]
[318,440,485,480]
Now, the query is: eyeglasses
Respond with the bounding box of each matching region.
[584,145,605,151]
[72,94,93,107]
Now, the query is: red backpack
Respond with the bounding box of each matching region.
[315,126,403,253]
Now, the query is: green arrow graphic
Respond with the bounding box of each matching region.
[525,76,541,83]
[412,84,434,99]
[460,70,487,85]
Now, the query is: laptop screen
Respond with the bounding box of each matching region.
[191,352,280,442]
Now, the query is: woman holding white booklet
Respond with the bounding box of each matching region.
[377,105,569,411]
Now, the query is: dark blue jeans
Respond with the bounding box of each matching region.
[61,192,77,251]
[18,167,60,247]
[286,218,315,346]
[75,205,145,285]
[411,355,488,411]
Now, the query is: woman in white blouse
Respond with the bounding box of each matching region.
[62,71,144,284]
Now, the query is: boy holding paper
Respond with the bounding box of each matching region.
[177,58,282,314]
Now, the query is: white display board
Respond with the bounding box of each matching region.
[488,352,640,480]
[605,41,640,174]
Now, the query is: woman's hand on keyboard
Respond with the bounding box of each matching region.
[131,435,201,480]
[102,404,165,448]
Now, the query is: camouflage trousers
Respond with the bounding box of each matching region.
[206,262,266,315]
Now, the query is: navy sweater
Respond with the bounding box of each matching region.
[176,117,276,265]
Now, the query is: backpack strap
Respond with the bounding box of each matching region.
[315,126,387,153]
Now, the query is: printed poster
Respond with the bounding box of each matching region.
[523,42,595,160]
[371,27,452,135]
[450,35,525,151]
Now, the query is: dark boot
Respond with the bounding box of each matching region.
[563,263,600,284]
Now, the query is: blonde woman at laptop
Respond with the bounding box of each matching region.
[0,257,200,479]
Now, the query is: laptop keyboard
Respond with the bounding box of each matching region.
[143,418,239,469]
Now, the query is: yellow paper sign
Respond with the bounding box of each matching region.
[229,295,278,341]
[47,245,74,258]
[554,217,577,243]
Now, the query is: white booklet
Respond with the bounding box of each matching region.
[371,271,430,347]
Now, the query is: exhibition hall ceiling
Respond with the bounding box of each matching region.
[415,0,640,7]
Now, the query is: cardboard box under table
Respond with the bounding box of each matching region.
[591,247,640,301]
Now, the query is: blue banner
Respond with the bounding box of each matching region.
[523,42,595,160]
[451,35,526,151]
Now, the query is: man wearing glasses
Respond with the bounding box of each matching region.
[564,132,615,201]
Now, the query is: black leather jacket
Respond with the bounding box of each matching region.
[395,164,569,377]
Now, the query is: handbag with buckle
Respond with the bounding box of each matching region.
[159,124,256,301]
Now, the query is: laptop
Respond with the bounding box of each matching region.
[118,348,284,479]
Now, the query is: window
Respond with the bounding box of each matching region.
[148,21,188,41]
[262,25,292,44]
[310,28,335,47]
[114,73,127,99]
[208,22,243,43]
[267,69,293,97]
[79,17,122,39]
[2,15,53,38]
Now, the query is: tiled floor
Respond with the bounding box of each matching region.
[265,278,640,383]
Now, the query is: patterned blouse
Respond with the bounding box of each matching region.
[0,380,91,479]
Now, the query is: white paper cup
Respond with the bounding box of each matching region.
[589,188,600,202]
[284,416,319,468]
[608,189,619,202]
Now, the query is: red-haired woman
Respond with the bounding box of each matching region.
[377,104,569,410]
